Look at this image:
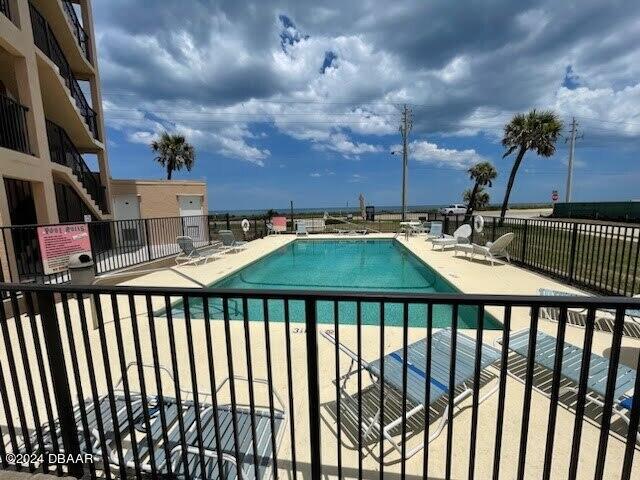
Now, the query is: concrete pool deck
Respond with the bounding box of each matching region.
[0,233,638,478]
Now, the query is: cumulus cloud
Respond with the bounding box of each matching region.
[93,0,640,167]
[396,141,487,169]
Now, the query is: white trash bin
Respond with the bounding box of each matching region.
[68,253,95,285]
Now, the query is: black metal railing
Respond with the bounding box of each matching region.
[0,284,637,479]
[46,120,106,212]
[437,214,640,297]
[61,0,91,63]
[0,0,10,21]
[29,3,99,140]
[0,214,264,284]
[0,94,31,154]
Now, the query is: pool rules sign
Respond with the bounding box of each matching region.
[37,224,92,275]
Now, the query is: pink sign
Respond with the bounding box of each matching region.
[272,216,287,232]
[37,224,92,275]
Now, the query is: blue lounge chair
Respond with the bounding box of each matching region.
[500,329,638,443]
[539,288,640,338]
[322,328,501,463]
[425,221,443,240]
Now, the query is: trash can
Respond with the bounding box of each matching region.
[68,253,95,285]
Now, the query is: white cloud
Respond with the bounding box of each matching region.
[396,140,487,169]
[96,0,640,169]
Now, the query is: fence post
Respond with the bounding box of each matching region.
[304,298,321,480]
[87,223,99,276]
[36,291,83,478]
[144,218,152,261]
[521,219,528,263]
[225,213,230,230]
[492,217,497,241]
[568,222,579,282]
[443,216,450,235]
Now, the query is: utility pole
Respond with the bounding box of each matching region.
[399,104,413,221]
[565,117,581,203]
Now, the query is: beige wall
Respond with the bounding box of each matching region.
[110,179,208,219]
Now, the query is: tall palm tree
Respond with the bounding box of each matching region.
[465,161,497,218]
[150,132,195,180]
[499,110,563,221]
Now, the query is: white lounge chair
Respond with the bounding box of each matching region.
[176,236,227,265]
[295,222,309,236]
[455,232,514,266]
[321,328,501,464]
[218,230,248,251]
[538,288,640,338]
[431,224,472,250]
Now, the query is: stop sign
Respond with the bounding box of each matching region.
[552,190,559,202]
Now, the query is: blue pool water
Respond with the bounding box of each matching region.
[165,239,501,329]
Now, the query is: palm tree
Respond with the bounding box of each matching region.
[150,132,195,180]
[499,110,563,220]
[464,187,490,211]
[465,161,497,218]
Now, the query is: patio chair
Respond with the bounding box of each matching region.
[498,329,638,443]
[321,328,501,464]
[219,230,249,251]
[455,232,514,266]
[538,288,640,338]
[431,224,472,251]
[425,222,443,240]
[175,236,228,265]
[295,222,309,236]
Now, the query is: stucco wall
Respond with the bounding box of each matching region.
[110,179,208,219]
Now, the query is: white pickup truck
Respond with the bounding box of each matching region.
[439,204,467,215]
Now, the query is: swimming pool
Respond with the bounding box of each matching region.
[166,239,501,329]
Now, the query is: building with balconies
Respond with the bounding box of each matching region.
[0,0,110,228]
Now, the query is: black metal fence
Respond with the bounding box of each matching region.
[29,2,99,140]
[0,94,31,155]
[61,0,91,63]
[438,215,640,297]
[0,215,266,284]
[0,283,637,479]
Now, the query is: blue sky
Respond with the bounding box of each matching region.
[92,1,640,211]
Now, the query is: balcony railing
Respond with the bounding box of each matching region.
[46,119,107,213]
[61,0,91,63]
[0,283,638,479]
[0,0,11,21]
[0,94,31,154]
[29,2,99,140]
